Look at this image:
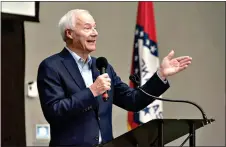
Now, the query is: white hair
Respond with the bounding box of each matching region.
[58,9,90,41]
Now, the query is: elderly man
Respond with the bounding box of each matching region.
[37,9,192,147]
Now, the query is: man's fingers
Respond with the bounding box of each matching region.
[101,73,109,78]
[179,58,192,64]
[92,74,112,96]
[180,61,191,67]
[106,85,111,90]
[175,56,192,62]
[104,80,111,86]
[178,65,188,71]
[103,83,111,90]
[106,77,111,82]
[167,50,175,60]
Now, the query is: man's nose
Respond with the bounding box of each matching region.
[91,28,98,36]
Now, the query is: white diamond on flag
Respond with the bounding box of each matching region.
[135,43,138,48]
[135,68,139,74]
[134,55,138,61]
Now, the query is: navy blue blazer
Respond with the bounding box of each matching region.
[37,48,170,147]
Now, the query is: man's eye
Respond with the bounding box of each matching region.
[84,27,97,31]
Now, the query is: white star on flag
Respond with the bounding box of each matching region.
[146,39,150,46]
[150,45,156,53]
[135,29,139,35]
[140,31,144,37]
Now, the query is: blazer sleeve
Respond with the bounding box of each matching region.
[37,60,98,122]
[109,65,170,112]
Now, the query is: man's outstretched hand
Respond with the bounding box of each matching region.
[158,50,192,80]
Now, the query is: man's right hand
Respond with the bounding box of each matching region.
[89,73,111,97]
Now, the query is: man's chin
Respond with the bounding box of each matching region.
[87,47,96,52]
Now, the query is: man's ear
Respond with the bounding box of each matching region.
[65,29,73,40]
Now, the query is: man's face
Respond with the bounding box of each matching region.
[67,12,98,54]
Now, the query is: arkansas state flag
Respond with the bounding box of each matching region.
[127,2,163,130]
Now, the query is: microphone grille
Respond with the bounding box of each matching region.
[96,57,108,70]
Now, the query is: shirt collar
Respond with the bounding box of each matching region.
[65,47,92,68]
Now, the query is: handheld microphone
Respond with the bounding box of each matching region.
[96,57,109,102]
[129,74,211,125]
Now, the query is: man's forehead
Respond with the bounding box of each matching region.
[76,13,96,25]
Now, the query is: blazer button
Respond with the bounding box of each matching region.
[98,117,100,121]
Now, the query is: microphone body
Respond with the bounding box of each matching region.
[96,57,109,102]
[99,67,108,102]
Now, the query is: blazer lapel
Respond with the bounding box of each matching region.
[91,57,100,82]
[60,48,86,89]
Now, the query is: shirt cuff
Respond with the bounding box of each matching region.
[156,70,168,84]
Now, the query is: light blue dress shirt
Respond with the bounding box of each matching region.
[65,47,102,144]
